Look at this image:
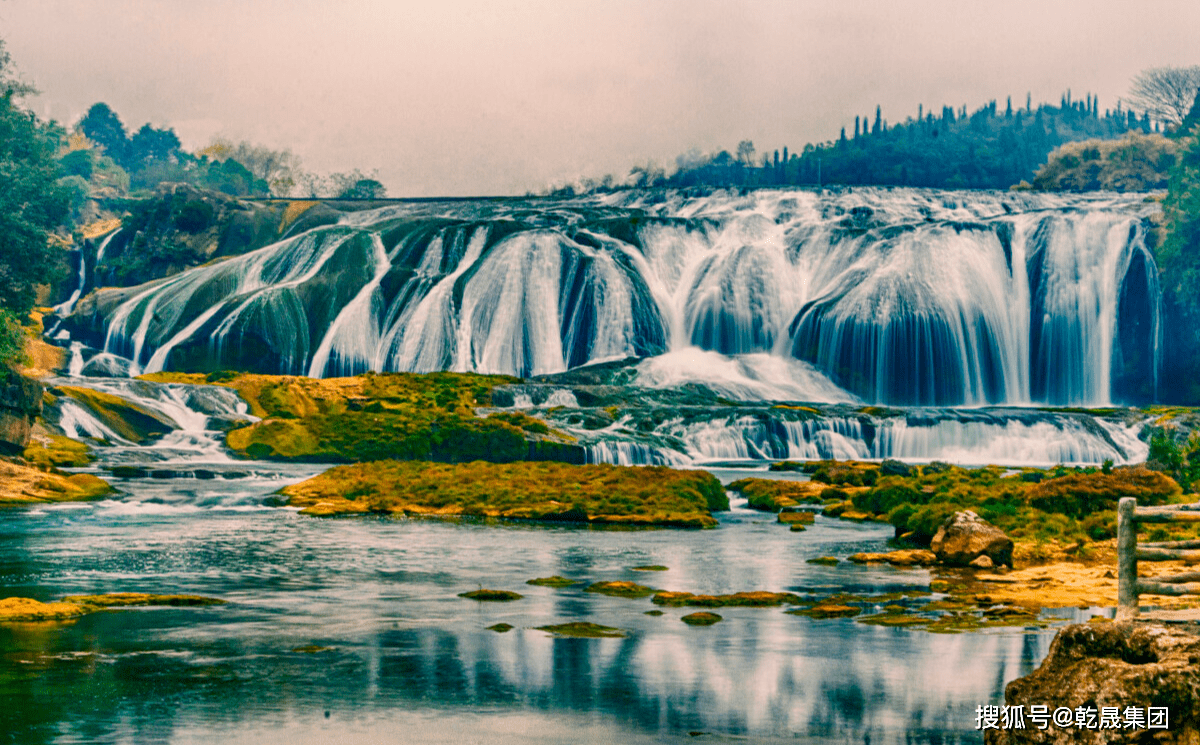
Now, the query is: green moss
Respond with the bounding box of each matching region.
[834,460,1180,548]
[291,645,331,653]
[786,604,862,619]
[487,623,514,633]
[199,371,586,464]
[806,556,840,566]
[585,581,656,599]
[651,591,804,608]
[856,613,930,627]
[681,612,723,626]
[630,565,669,572]
[727,478,826,511]
[458,589,523,602]
[282,460,727,528]
[56,386,174,444]
[536,622,625,638]
[644,610,664,616]
[22,433,93,468]
[526,576,580,587]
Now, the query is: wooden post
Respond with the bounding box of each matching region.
[1117,497,1138,620]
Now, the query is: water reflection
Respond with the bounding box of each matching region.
[0,492,1059,744]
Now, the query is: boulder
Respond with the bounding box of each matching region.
[985,622,1200,744]
[930,510,1013,567]
[0,376,43,455]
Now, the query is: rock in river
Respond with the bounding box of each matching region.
[930,510,1013,567]
[986,622,1200,744]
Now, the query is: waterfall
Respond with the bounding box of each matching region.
[60,188,1161,407]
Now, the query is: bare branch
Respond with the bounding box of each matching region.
[1124,66,1200,126]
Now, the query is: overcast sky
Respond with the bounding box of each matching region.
[2,0,1198,196]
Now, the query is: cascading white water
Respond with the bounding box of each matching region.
[577,409,1149,468]
[64,188,1160,408]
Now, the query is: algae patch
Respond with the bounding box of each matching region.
[584,581,656,599]
[681,612,723,626]
[536,622,626,638]
[526,576,579,587]
[458,589,523,602]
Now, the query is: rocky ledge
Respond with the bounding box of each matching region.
[986,621,1200,744]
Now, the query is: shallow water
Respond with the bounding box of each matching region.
[0,456,1080,745]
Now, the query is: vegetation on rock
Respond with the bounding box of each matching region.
[0,460,111,506]
[141,371,585,464]
[650,591,804,608]
[526,576,579,587]
[0,592,224,622]
[280,460,728,527]
[681,612,723,626]
[839,461,1187,547]
[458,589,523,602]
[1024,133,1178,191]
[584,581,657,598]
[535,622,626,638]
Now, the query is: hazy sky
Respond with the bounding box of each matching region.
[2,0,1198,196]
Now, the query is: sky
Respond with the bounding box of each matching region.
[2,0,1199,197]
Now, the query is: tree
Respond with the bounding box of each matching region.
[735,140,755,167]
[199,137,301,196]
[338,178,387,199]
[77,102,129,164]
[1125,66,1200,128]
[127,123,182,167]
[0,39,69,367]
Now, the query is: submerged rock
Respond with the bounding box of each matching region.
[535,622,625,638]
[930,510,1014,567]
[585,581,656,599]
[847,550,937,566]
[986,622,1200,744]
[681,612,723,626]
[458,589,523,602]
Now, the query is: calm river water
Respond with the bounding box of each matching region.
[0,454,1088,745]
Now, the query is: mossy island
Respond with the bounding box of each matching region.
[584,581,657,598]
[458,589,523,602]
[280,460,728,528]
[681,612,723,626]
[536,622,626,638]
[526,576,579,587]
[0,593,224,622]
[141,370,582,464]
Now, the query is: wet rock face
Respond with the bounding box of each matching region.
[986,622,1200,744]
[0,377,43,455]
[930,510,1014,567]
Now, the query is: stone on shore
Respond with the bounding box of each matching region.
[930,510,1014,567]
[985,622,1200,744]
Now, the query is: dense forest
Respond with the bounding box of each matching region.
[555,94,1162,196]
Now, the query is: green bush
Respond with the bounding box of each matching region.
[852,481,925,514]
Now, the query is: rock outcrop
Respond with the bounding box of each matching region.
[930,510,1014,567]
[986,622,1200,744]
[0,375,43,455]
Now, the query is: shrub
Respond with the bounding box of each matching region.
[852,481,925,514]
[174,199,215,233]
[880,459,912,477]
[1027,467,1180,519]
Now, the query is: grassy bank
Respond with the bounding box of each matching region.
[279,460,729,527]
[0,460,112,506]
[730,460,1193,552]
